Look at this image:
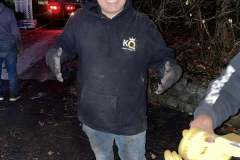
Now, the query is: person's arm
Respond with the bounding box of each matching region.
[10,10,21,50]
[192,53,240,132]
[54,11,80,62]
[46,10,80,80]
[147,21,182,94]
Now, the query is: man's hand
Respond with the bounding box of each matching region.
[190,115,215,141]
[46,47,64,82]
[155,61,182,94]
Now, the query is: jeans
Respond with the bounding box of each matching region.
[0,52,19,96]
[82,124,146,160]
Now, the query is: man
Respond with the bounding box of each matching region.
[46,0,182,159]
[191,53,240,134]
[0,0,21,101]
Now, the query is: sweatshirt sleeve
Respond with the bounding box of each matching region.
[10,11,21,50]
[147,21,175,66]
[194,53,240,128]
[55,11,80,62]
[146,20,182,88]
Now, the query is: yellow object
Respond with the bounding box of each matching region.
[164,128,240,160]
[164,150,183,160]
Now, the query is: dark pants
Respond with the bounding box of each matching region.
[0,51,19,96]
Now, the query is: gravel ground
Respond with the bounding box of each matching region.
[0,80,238,160]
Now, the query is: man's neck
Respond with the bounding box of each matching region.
[101,9,123,19]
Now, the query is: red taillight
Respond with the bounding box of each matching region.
[65,4,75,11]
[48,2,61,14]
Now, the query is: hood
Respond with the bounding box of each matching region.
[82,0,132,16]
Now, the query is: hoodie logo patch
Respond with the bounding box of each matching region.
[122,37,136,52]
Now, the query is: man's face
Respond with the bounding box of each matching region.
[97,0,127,19]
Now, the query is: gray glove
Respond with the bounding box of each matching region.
[46,47,64,82]
[155,61,182,94]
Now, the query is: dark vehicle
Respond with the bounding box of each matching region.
[47,0,80,20]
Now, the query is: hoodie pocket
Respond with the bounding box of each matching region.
[80,89,117,129]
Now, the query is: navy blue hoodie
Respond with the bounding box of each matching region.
[57,0,176,135]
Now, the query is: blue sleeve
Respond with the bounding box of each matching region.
[10,11,21,49]
[194,53,240,128]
